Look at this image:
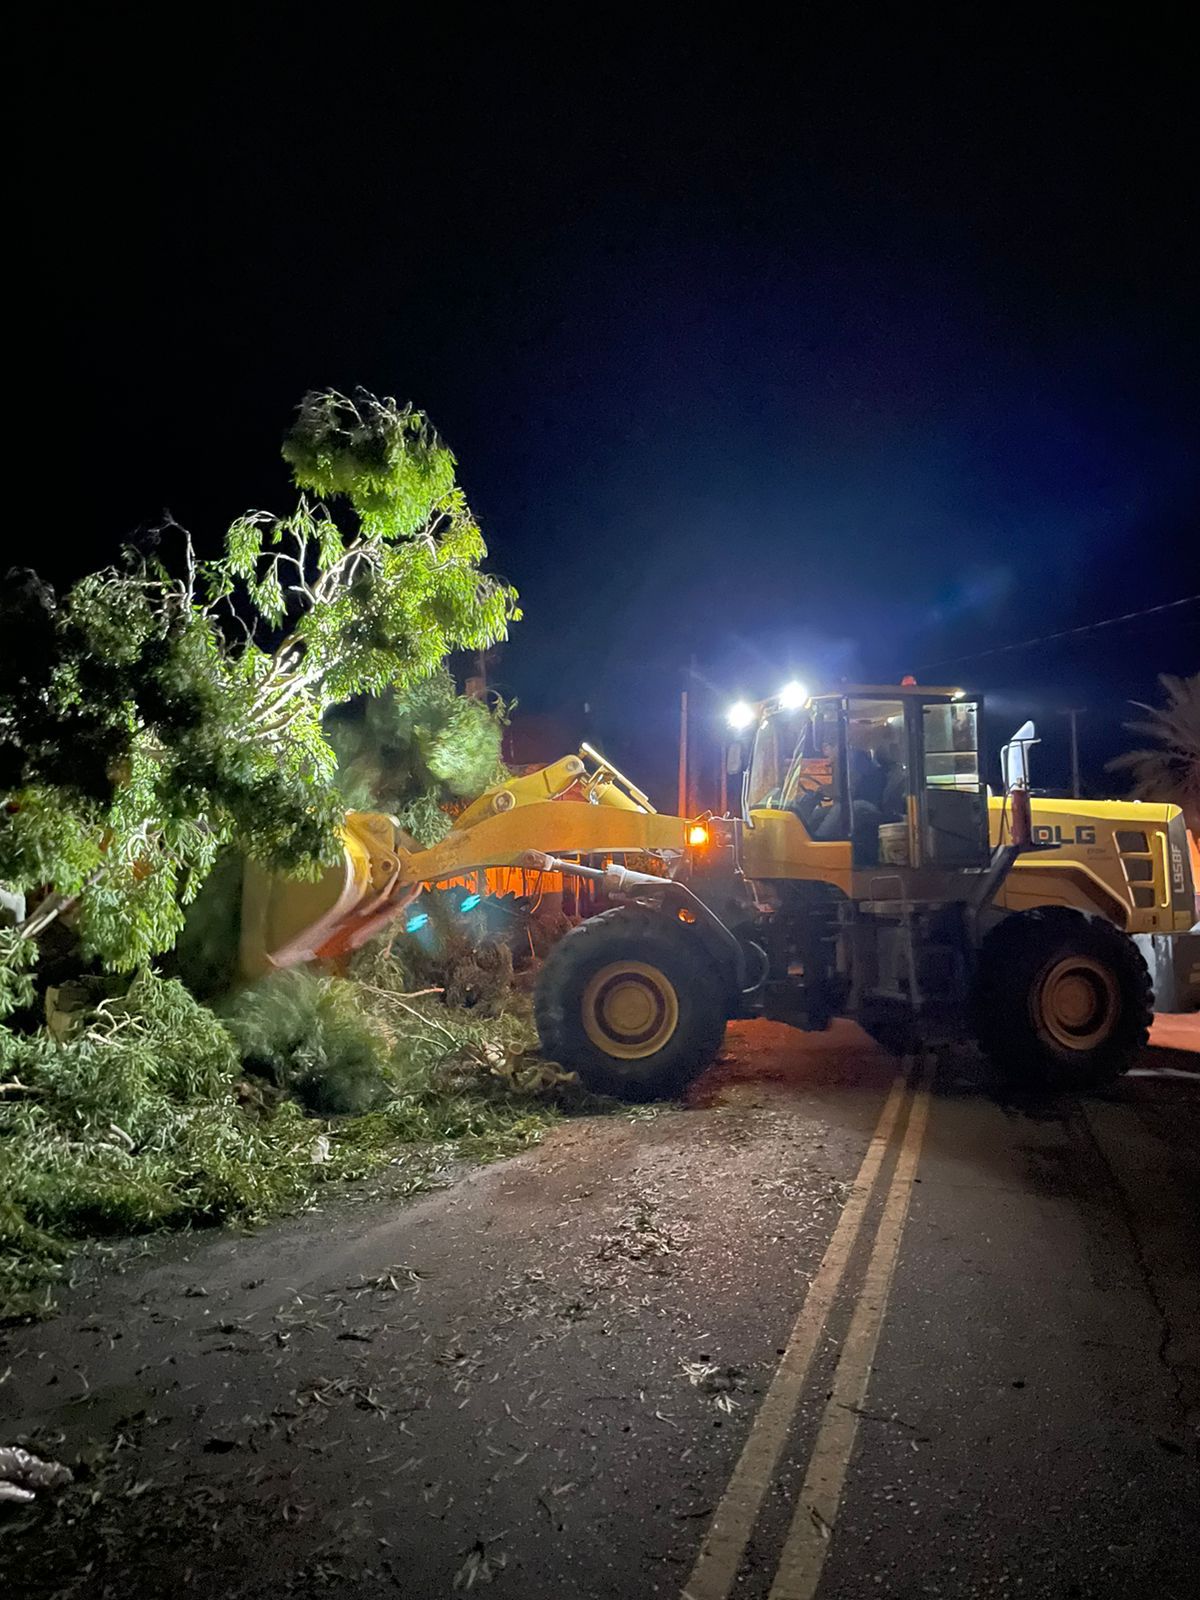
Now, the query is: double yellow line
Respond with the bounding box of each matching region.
[683,1069,933,1600]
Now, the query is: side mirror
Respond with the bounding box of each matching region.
[1001,720,1037,791]
[726,742,744,775]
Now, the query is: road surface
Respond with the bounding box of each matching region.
[2,1020,1198,1599]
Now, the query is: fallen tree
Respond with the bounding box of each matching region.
[0,960,578,1321]
[0,388,518,977]
[326,668,509,847]
[0,391,574,1322]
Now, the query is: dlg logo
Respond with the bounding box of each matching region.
[1032,824,1097,847]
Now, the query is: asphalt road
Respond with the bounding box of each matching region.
[2,1020,1198,1599]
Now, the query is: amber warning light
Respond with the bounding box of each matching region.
[687,823,710,848]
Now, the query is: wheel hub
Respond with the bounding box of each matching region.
[1036,956,1119,1050]
[581,961,680,1059]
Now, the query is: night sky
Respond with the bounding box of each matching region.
[20,10,1199,804]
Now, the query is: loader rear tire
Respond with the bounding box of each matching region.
[973,909,1152,1090]
[535,908,727,1100]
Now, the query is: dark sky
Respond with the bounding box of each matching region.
[18,8,1200,803]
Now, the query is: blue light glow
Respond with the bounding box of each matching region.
[406,912,429,932]
[459,893,482,912]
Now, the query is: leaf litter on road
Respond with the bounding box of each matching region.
[350,1265,428,1295]
[454,1538,509,1589]
[679,1359,745,1413]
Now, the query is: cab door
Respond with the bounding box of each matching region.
[913,698,989,868]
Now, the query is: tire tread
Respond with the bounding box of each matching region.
[973,908,1152,1089]
[534,908,726,1099]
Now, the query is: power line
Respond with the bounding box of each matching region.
[918,593,1200,672]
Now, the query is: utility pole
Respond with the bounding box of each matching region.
[1065,708,1085,798]
[678,655,701,815]
[677,687,689,816]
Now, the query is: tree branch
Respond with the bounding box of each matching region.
[16,882,93,943]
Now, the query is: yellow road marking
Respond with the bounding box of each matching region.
[767,1073,933,1600]
[682,1075,911,1600]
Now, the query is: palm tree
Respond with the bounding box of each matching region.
[1108,672,1200,836]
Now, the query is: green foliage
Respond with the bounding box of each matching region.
[345,948,585,1151]
[0,387,518,976]
[0,957,589,1322]
[327,669,507,845]
[282,390,457,536]
[223,970,393,1116]
[0,929,37,1022]
[0,1197,63,1321]
[0,973,339,1316]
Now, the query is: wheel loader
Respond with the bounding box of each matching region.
[243,684,1199,1097]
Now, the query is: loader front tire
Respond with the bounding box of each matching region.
[973,910,1152,1090]
[535,908,727,1099]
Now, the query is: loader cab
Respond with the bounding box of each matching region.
[745,685,989,872]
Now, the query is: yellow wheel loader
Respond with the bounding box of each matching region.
[243,689,1198,1098]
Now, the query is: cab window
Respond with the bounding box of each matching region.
[746,712,784,810]
[747,707,816,810]
[922,701,981,789]
[920,699,988,867]
[846,699,908,823]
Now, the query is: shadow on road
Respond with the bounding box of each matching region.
[688,1018,897,1109]
[691,1014,1199,1104]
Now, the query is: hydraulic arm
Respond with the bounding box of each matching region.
[240,747,693,975]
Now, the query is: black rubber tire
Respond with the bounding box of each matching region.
[534,907,728,1099]
[972,909,1152,1090]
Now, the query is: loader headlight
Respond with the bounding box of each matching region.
[687,823,710,848]
[778,679,808,709]
[726,700,755,731]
